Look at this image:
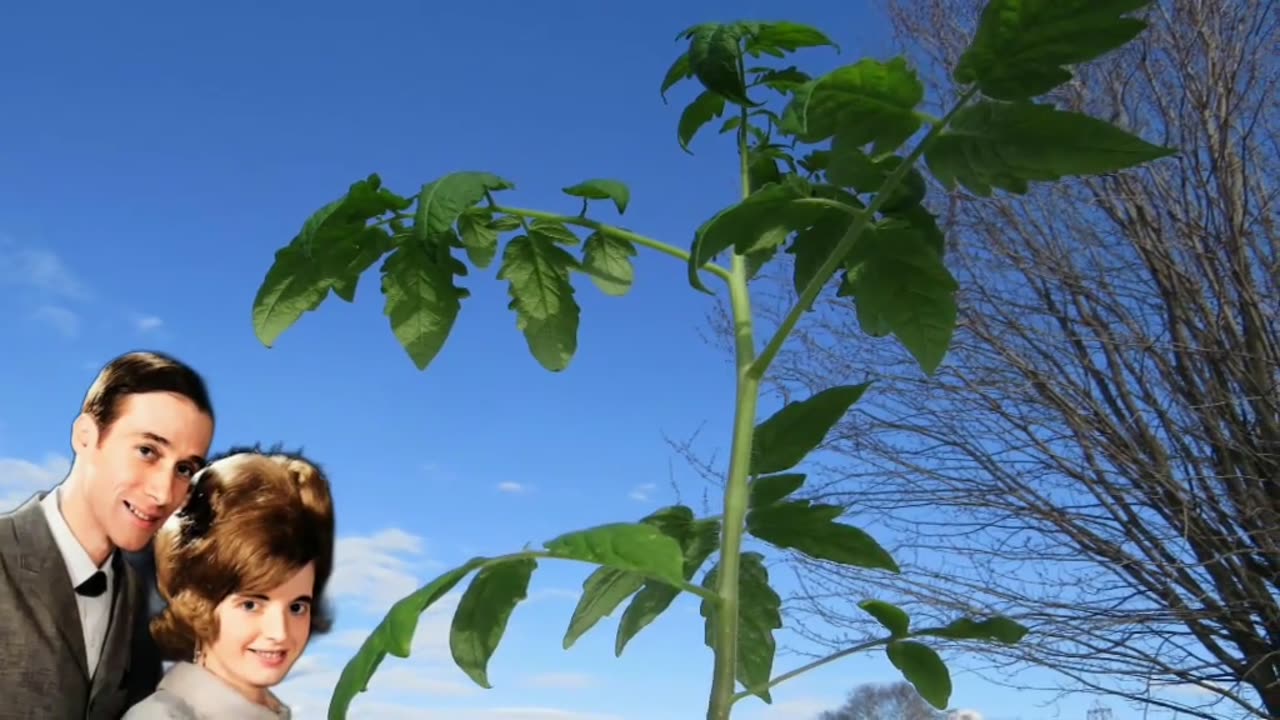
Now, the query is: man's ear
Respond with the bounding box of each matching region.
[72,413,100,454]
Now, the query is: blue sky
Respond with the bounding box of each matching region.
[0,2,1159,719]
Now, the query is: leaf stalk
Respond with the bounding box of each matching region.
[494,205,732,282]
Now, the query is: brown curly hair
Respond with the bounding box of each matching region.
[149,445,336,661]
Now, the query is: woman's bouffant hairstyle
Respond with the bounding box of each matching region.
[149,444,336,661]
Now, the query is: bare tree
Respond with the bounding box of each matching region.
[817,681,948,720]
[716,1,1279,718]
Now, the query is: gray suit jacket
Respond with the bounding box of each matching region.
[0,493,163,719]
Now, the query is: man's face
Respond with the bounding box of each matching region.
[75,391,214,552]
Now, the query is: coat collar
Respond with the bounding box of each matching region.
[158,662,291,719]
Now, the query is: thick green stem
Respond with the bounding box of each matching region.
[747,87,978,381]
[493,205,732,282]
[707,256,759,720]
[706,99,760,720]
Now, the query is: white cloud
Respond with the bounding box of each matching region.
[737,697,835,720]
[497,481,527,494]
[327,528,437,610]
[0,453,69,510]
[628,483,656,502]
[31,304,79,338]
[949,711,984,720]
[0,240,86,299]
[520,672,594,690]
[133,314,163,333]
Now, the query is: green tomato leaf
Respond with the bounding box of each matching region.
[747,149,783,193]
[456,208,500,268]
[700,552,782,701]
[379,240,466,371]
[785,213,849,299]
[688,177,855,291]
[955,0,1151,100]
[581,232,637,296]
[331,226,395,303]
[752,66,811,94]
[562,567,645,650]
[838,224,957,374]
[489,215,523,232]
[684,23,755,106]
[544,522,686,586]
[638,504,698,538]
[498,232,581,372]
[924,101,1175,196]
[679,90,727,153]
[883,204,945,256]
[751,383,871,475]
[252,174,405,347]
[449,557,537,689]
[859,599,911,637]
[529,219,581,246]
[660,51,693,100]
[414,171,514,240]
[886,640,952,709]
[829,138,927,213]
[748,473,806,509]
[920,616,1029,644]
[745,22,838,56]
[615,518,719,656]
[562,179,631,214]
[328,557,486,717]
[782,57,923,152]
[747,500,899,573]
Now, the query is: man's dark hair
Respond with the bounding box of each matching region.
[81,351,214,432]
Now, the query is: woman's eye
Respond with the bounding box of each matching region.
[240,600,258,611]
[290,603,309,615]
[137,446,154,459]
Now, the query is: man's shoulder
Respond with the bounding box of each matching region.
[0,492,44,522]
[122,690,196,720]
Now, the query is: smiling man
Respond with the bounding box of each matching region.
[0,351,215,720]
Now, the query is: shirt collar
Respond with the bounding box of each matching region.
[160,662,291,719]
[40,484,115,588]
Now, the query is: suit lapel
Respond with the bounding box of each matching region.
[5,494,90,680]
[91,551,137,698]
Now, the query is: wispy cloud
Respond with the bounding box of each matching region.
[31,305,80,338]
[0,240,87,299]
[497,481,527,494]
[0,453,69,510]
[327,528,437,610]
[628,483,656,502]
[133,314,163,333]
[737,696,836,720]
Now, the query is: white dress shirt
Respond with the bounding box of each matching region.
[40,485,115,677]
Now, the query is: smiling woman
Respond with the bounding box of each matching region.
[122,447,336,720]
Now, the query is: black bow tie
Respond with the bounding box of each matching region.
[76,571,107,597]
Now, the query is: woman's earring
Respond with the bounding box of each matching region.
[193,648,203,665]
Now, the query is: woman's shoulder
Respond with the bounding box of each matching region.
[121,690,198,720]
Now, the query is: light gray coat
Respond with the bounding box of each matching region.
[123,663,291,719]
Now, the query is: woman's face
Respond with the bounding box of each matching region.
[202,561,317,703]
